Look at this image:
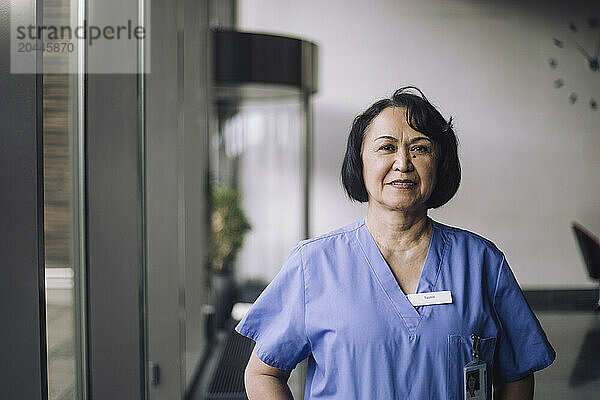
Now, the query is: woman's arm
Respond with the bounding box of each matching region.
[244,348,294,400]
[493,373,534,400]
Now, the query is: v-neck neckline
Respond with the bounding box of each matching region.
[356,217,446,336]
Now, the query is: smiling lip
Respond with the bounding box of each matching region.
[387,179,416,189]
[387,179,416,185]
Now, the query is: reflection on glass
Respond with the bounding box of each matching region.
[209,92,309,400]
[211,97,306,283]
[43,0,83,398]
[44,75,77,399]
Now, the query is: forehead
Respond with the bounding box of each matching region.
[365,106,424,140]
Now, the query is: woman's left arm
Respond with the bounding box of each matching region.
[493,373,534,400]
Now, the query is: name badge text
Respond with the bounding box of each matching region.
[407,290,453,307]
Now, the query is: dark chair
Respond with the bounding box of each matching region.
[572,222,600,310]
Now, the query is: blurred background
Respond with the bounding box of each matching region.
[1,0,599,399]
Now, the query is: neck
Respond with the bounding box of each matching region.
[364,205,432,252]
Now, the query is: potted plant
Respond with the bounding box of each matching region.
[209,184,251,330]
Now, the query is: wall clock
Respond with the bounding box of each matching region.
[549,17,600,111]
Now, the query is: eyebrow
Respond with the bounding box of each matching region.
[374,135,432,144]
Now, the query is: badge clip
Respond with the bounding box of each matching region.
[463,334,487,400]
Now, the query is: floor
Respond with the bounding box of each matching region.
[46,288,77,400]
[46,293,600,399]
[534,311,600,398]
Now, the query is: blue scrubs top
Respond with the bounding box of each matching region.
[235,218,555,399]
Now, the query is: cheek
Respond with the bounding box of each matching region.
[419,160,438,187]
[428,162,438,183]
[361,155,368,178]
[429,165,438,193]
[362,155,384,180]
[362,166,378,189]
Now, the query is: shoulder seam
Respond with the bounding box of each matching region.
[296,221,364,248]
[433,220,503,255]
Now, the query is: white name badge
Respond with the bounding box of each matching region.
[407,290,453,307]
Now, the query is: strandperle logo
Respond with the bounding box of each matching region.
[16,19,146,46]
[10,0,151,75]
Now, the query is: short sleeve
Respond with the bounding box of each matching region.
[493,256,556,382]
[234,243,311,371]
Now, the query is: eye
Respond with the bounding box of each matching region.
[378,144,395,151]
[410,145,430,153]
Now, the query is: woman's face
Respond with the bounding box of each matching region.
[361,107,438,214]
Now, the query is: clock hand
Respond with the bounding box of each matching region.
[574,41,593,61]
[595,26,600,59]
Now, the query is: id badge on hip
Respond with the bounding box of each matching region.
[463,334,487,400]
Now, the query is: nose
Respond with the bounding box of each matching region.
[392,148,414,172]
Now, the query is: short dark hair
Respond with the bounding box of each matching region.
[341,86,460,209]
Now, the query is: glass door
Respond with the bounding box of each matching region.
[42,0,86,398]
[211,94,307,283]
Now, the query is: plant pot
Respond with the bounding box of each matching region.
[213,270,238,330]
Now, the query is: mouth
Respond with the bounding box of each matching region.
[387,179,416,187]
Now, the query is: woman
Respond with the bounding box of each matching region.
[235,87,555,399]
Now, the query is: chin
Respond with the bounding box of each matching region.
[383,202,426,214]
[381,197,420,210]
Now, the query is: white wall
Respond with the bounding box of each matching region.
[238,0,600,288]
